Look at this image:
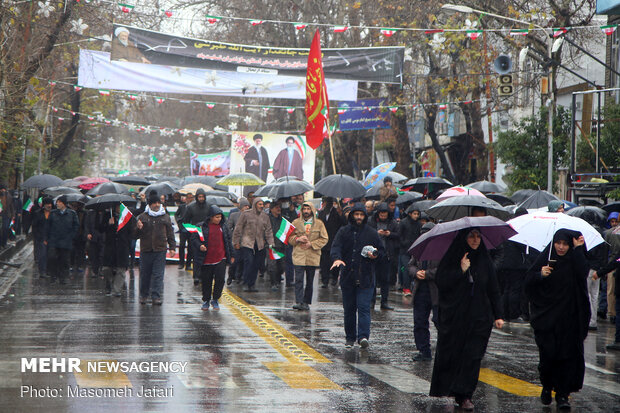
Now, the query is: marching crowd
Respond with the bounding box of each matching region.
[1,175,619,411]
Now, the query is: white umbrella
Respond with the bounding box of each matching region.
[507,212,604,252]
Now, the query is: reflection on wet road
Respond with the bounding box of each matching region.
[0,250,618,412]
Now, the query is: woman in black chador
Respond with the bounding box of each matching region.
[525,229,590,410]
[430,228,504,411]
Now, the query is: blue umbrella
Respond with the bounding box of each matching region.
[362,162,397,190]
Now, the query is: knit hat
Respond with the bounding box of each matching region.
[147,191,160,205]
[238,197,250,208]
[57,195,68,205]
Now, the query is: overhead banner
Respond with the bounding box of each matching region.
[338,98,391,130]
[78,50,357,100]
[190,150,231,176]
[112,24,404,84]
[229,132,315,196]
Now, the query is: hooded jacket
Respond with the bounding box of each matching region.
[330,203,385,288]
[232,197,275,250]
[288,201,329,267]
[368,202,399,259]
[184,188,211,225]
[191,205,233,265]
[398,211,422,252]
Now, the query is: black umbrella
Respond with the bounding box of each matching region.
[395,191,424,205]
[565,206,608,228]
[254,184,277,197]
[87,182,130,196]
[42,186,81,197]
[510,189,536,204]
[408,200,438,212]
[602,202,620,214]
[315,174,367,199]
[517,190,559,210]
[205,196,234,207]
[504,205,528,217]
[84,193,137,211]
[203,190,238,203]
[401,176,453,193]
[385,171,408,183]
[142,182,180,197]
[428,195,510,221]
[112,176,150,186]
[22,174,63,189]
[259,179,314,200]
[54,193,89,204]
[181,175,218,187]
[467,180,506,194]
[486,193,514,207]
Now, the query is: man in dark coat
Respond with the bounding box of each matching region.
[398,204,422,295]
[85,207,105,278]
[272,136,303,180]
[267,201,287,291]
[227,197,250,285]
[525,230,590,409]
[318,197,345,287]
[430,228,504,411]
[32,197,53,278]
[243,134,270,196]
[331,203,385,349]
[175,192,194,270]
[69,202,87,273]
[98,205,135,296]
[368,202,399,309]
[183,188,210,275]
[45,195,79,284]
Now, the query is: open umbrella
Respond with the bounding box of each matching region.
[112,176,150,186]
[42,186,81,197]
[54,193,89,204]
[467,180,506,194]
[565,206,608,228]
[268,180,314,200]
[408,200,438,212]
[362,162,397,189]
[205,196,234,207]
[78,177,110,190]
[315,174,367,199]
[508,212,605,251]
[602,202,620,214]
[436,186,485,201]
[143,182,180,197]
[385,171,408,183]
[87,182,130,196]
[181,175,218,187]
[427,195,510,221]
[401,176,453,194]
[486,193,514,207]
[409,216,517,261]
[22,174,63,189]
[518,190,559,210]
[62,179,82,188]
[203,190,238,203]
[510,189,536,204]
[180,183,214,194]
[216,172,265,186]
[72,176,90,182]
[395,191,424,205]
[254,184,277,197]
[84,193,137,211]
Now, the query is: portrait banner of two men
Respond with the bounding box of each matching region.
[230,132,316,196]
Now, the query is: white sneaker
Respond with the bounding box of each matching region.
[359,338,369,349]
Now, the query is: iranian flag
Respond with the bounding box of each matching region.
[128,93,138,101]
[183,223,204,241]
[333,25,348,33]
[268,247,285,260]
[276,218,295,245]
[9,218,15,236]
[466,30,482,39]
[509,29,529,36]
[155,97,165,104]
[148,155,158,167]
[117,203,133,232]
[23,198,33,212]
[74,85,83,92]
[206,103,215,109]
[294,23,307,30]
[380,28,399,37]
[118,3,134,13]
[206,15,221,24]
[250,20,264,26]
[286,107,295,113]
[388,106,399,113]
[601,25,617,35]
[553,27,568,37]
[99,89,111,96]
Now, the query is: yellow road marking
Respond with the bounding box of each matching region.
[74,360,132,388]
[478,368,541,397]
[222,291,341,390]
[263,362,341,390]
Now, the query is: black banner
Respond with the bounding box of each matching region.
[111,24,404,84]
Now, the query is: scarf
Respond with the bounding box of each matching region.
[146,205,166,217]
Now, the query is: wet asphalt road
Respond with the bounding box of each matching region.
[0,245,618,413]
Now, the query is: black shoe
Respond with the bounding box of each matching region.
[177,264,185,269]
[331,279,338,286]
[588,325,598,331]
[105,289,112,296]
[193,279,200,286]
[226,277,233,286]
[412,352,432,361]
[300,303,309,310]
[380,305,394,311]
[556,394,571,410]
[359,338,369,349]
[540,388,552,405]
[292,303,303,310]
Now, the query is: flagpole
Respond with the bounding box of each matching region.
[323,86,337,174]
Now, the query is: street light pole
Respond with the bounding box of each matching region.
[442,4,554,192]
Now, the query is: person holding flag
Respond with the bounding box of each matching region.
[98,203,135,297]
[288,201,328,311]
[191,205,233,311]
[267,201,292,291]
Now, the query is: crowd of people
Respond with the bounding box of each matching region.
[1,174,619,411]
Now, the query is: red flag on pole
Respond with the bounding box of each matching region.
[305,30,329,150]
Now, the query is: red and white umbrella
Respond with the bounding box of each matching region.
[436,186,485,201]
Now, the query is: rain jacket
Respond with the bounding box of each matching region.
[135,209,176,253]
[191,206,233,265]
[288,201,329,267]
[330,203,385,288]
[184,188,210,225]
[232,198,274,250]
[45,208,79,250]
[368,202,400,260]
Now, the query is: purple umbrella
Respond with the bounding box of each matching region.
[408,216,517,261]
